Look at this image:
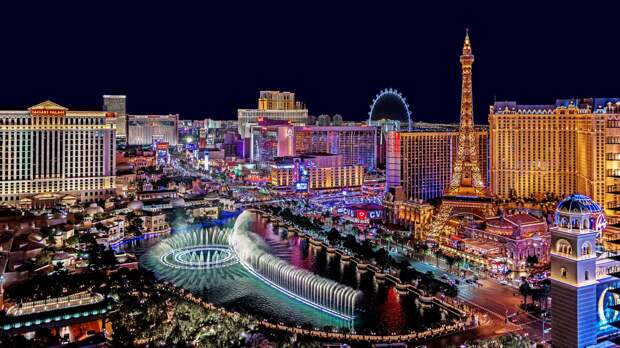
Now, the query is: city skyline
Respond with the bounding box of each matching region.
[3,4,620,347]
[2,3,620,122]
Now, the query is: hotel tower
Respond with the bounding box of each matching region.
[489,98,620,224]
[0,100,116,207]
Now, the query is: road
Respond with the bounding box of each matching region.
[404,253,548,344]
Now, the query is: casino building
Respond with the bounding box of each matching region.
[127,114,179,146]
[0,101,116,207]
[385,127,489,201]
[294,125,378,170]
[489,98,620,224]
[270,154,363,192]
[238,91,308,138]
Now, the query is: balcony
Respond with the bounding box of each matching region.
[608,170,620,178]
[608,203,620,211]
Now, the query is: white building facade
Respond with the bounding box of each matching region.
[0,100,116,207]
[127,114,179,146]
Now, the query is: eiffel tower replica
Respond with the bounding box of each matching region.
[427,30,495,241]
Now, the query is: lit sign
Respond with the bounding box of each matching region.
[356,210,368,220]
[156,142,169,150]
[31,109,65,116]
[295,182,308,192]
[341,206,383,222]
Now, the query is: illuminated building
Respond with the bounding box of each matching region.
[103,95,126,139]
[0,291,114,343]
[238,91,308,138]
[383,187,434,233]
[270,154,363,192]
[369,118,400,167]
[489,98,620,224]
[426,30,495,241]
[127,114,179,146]
[385,128,488,201]
[549,194,610,348]
[294,125,378,170]
[463,211,549,273]
[0,100,116,207]
[249,119,295,166]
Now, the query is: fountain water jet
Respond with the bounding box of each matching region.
[231,210,362,320]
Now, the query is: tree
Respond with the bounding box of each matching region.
[526,255,539,268]
[432,246,443,268]
[41,226,58,250]
[375,248,391,271]
[360,240,374,260]
[65,235,79,248]
[519,279,532,307]
[126,217,144,236]
[444,254,457,273]
[326,228,340,245]
[343,234,358,252]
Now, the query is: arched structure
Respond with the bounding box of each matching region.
[368,88,412,131]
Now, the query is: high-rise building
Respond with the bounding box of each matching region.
[270,154,363,192]
[385,128,488,201]
[127,114,179,146]
[489,98,620,223]
[103,95,127,138]
[249,119,295,166]
[0,100,116,207]
[238,91,308,137]
[294,125,378,170]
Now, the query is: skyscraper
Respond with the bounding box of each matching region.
[249,119,295,166]
[385,128,488,201]
[238,91,308,138]
[489,98,620,224]
[0,100,116,207]
[127,114,179,146]
[103,95,127,138]
[294,125,378,170]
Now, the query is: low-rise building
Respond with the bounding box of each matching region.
[463,211,550,273]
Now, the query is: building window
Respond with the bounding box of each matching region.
[581,242,592,257]
[561,267,567,278]
[585,271,589,281]
[556,239,572,255]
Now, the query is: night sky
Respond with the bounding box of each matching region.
[2,2,619,123]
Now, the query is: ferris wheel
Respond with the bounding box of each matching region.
[368,88,412,131]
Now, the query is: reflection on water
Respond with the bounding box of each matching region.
[131,211,454,334]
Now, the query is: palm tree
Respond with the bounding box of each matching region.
[445,254,456,274]
[519,279,532,308]
[432,246,443,268]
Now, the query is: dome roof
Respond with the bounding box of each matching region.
[127,200,144,211]
[556,194,603,215]
[170,198,186,208]
[86,203,104,216]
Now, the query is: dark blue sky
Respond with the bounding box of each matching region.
[1,2,619,123]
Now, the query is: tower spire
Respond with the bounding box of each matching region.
[446,29,486,195]
[463,28,472,55]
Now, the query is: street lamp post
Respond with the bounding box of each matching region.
[541,311,548,343]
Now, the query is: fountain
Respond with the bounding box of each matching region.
[231,211,362,320]
[147,227,238,270]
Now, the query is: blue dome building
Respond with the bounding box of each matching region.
[554,194,606,233]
